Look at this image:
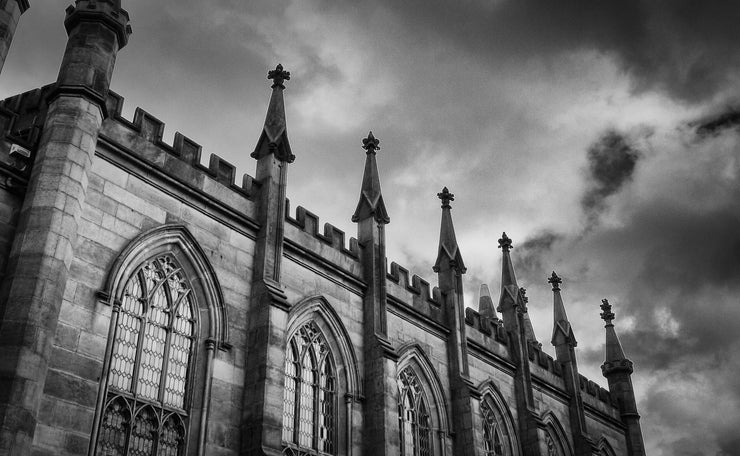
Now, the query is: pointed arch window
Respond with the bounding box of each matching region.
[481,400,504,456]
[96,255,196,456]
[282,321,336,454]
[398,367,432,456]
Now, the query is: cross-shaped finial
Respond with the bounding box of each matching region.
[437,187,454,208]
[548,271,562,291]
[268,64,290,89]
[600,299,615,324]
[498,232,512,251]
[362,131,380,153]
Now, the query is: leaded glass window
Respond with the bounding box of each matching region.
[97,255,196,456]
[481,400,504,456]
[282,321,336,454]
[398,367,432,456]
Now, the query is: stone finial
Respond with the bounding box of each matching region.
[433,186,465,274]
[362,131,380,154]
[600,299,615,324]
[548,271,562,291]
[352,131,389,224]
[268,64,290,89]
[253,64,294,162]
[437,187,454,208]
[498,232,512,252]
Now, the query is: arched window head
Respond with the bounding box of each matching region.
[282,321,336,454]
[398,367,432,456]
[481,400,504,456]
[97,254,196,456]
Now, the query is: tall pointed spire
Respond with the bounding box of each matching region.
[251,64,294,163]
[497,232,519,308]
[352,132,389,224]
[550,271,576,347]
[600,299,627,364]
[478,284,498,320]
[498,232,519,287]
[433,187,465,273]
[599,299,646,456]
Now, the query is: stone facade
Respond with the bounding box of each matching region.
[0,2,644,456]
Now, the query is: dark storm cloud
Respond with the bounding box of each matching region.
[581,130,641,226]
[617,205,740,365]
[695,107,740,136]
[522,116,740,452]
[351,0,740,103]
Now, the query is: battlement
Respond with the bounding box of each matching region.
[384,261,444,327]
[527,341,563,376]
[284,199,360,259]
[103,91,259,197]
[579,374,617,407]
[387,261,442,307]
[464,307,508,344]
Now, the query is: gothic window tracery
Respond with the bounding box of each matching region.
[481,400,504,456]
[97,255,196,456]
[282,321,336,454]
[398,367,432,456]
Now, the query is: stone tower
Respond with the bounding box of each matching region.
[0,1,130,453]
[600,300,646,456]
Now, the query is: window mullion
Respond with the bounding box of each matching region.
[129,271,148,396]
[293,361,302,445]
[312,372,319,450]
[158,323,174,405]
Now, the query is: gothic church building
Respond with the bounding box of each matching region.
[0,2,645,455]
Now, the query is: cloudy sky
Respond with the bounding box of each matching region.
[3,1,740,454]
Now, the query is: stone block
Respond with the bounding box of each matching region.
[53,323,80,352]
[77,330,106,360]
[32,423,65,451]
[43,369,97,408]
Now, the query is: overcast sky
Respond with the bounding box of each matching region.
[3,1,740,454]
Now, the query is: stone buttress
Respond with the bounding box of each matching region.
[548,272,595,455]
[241,64,295,456]
[495,233,542,456]
[0,1,130,454]
[352,132,399,456]
[433,187,478,456]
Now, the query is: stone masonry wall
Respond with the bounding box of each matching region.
[32,142,257,455]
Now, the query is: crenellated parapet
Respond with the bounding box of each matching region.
[101,90,259,196]
[522,340,619,412]
[527,340,563,376]
[0,86,263,203]
[385,260,445,326]
[284,200,360,259]
[464,307,508,344]
[579,374,617,408]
